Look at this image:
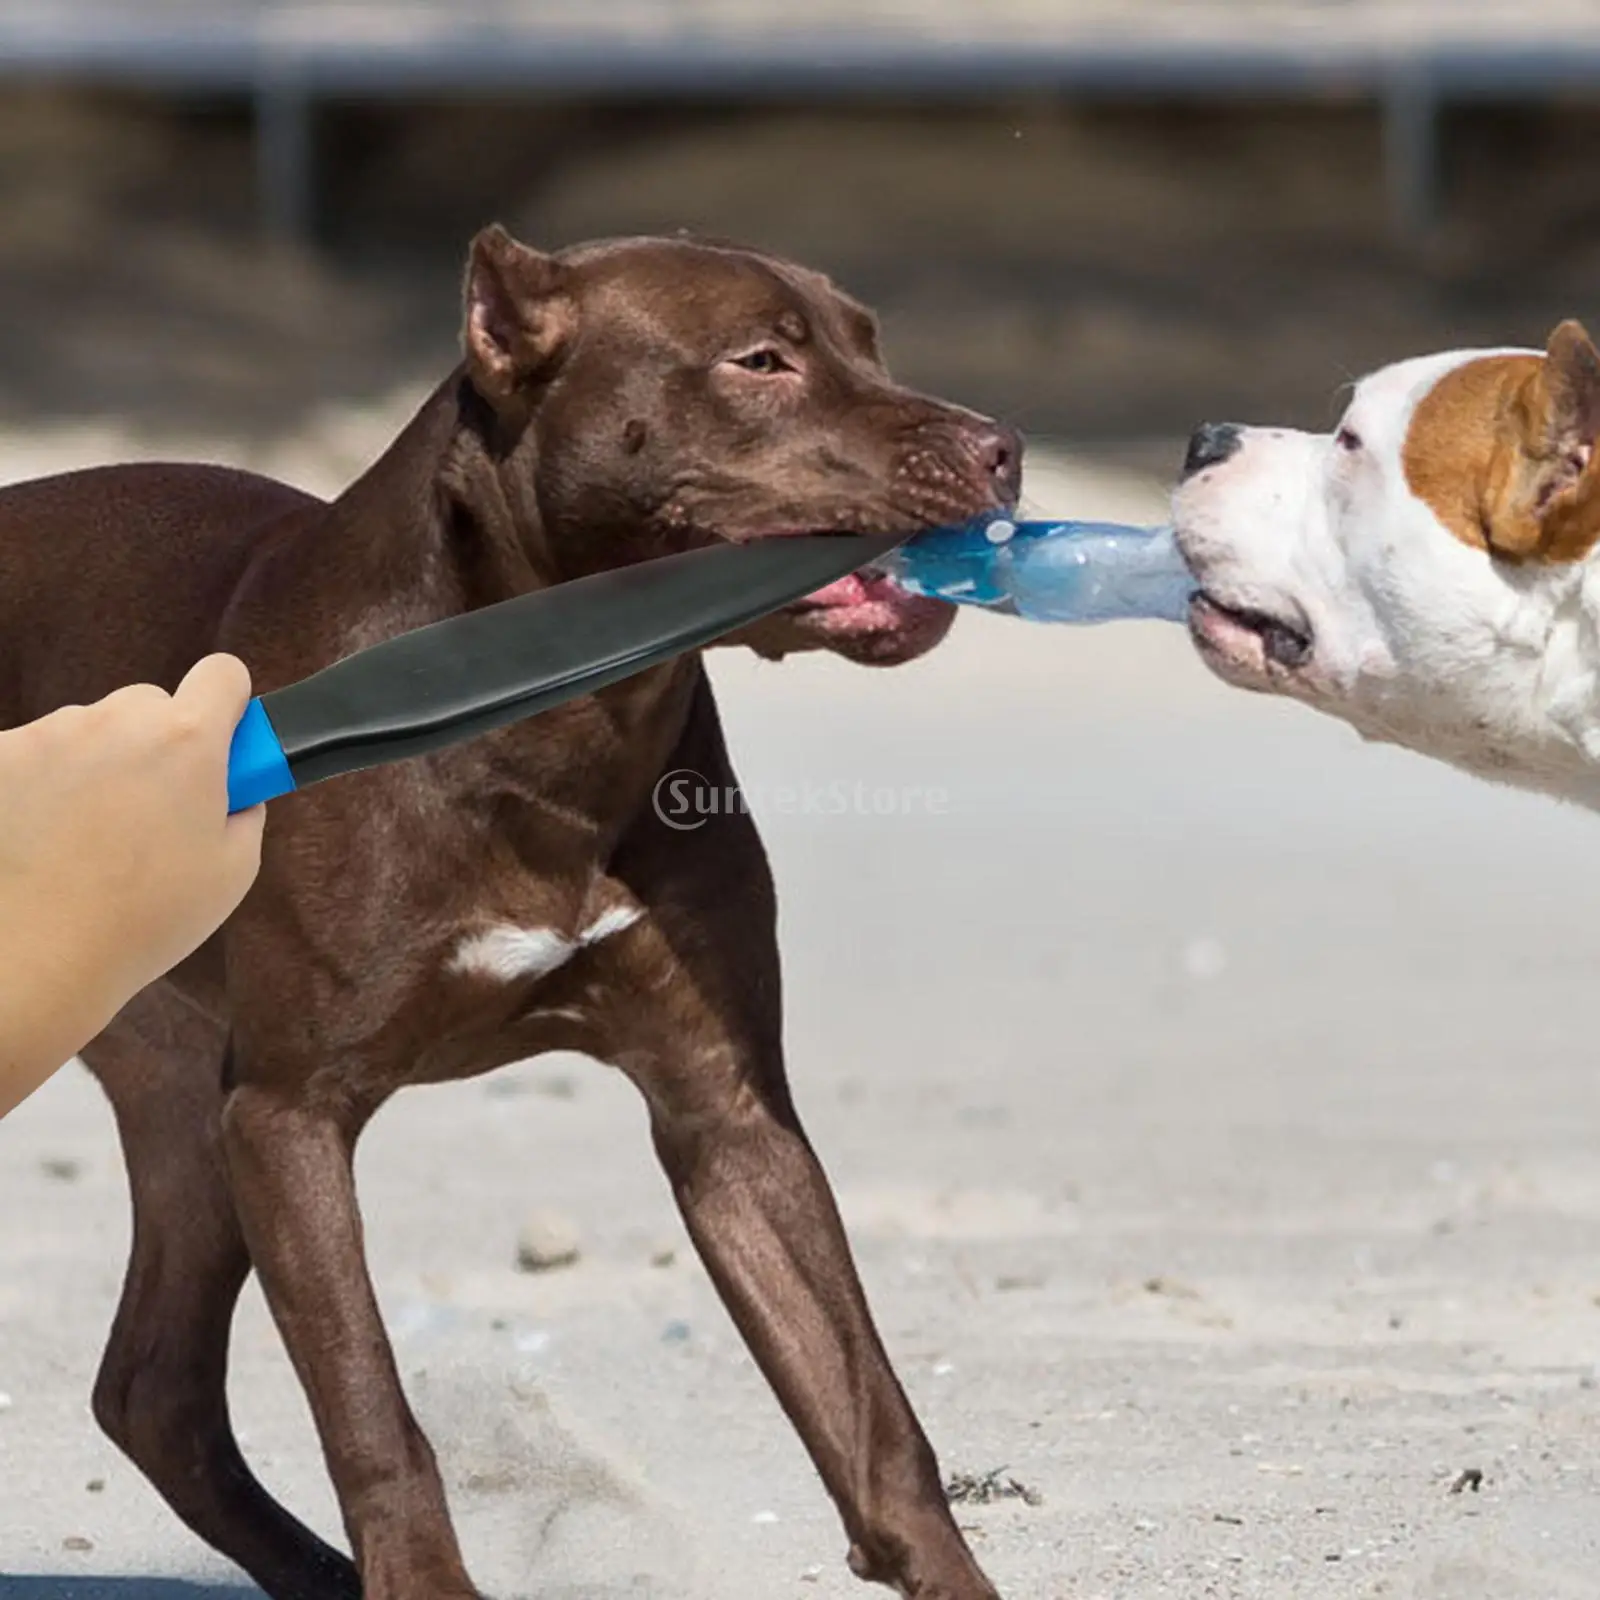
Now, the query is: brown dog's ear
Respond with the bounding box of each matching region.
[462,225,575,403]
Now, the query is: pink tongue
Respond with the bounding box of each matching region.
[808,572,879,607]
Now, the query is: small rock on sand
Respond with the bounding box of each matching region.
[1143,1275,1202,1300]
[515,1211,582,1273]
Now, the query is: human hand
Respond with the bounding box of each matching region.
[0,656,264,1111]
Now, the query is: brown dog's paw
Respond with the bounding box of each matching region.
[847,1540,1003,1600]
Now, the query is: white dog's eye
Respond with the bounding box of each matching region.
[1336,426,1363,453]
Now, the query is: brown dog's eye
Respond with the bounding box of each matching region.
[1336,426,1363,453]
[730,348,792,376]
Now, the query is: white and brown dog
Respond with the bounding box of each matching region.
[1174,320,1600,805]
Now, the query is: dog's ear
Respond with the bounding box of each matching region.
[1521,322,1600,510]
[462,225,576,403]
[1536,320,1600,465]
[1487,321,1600,560]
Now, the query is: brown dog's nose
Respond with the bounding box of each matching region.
[976,424,1024,506]
[1183,422,1243,479]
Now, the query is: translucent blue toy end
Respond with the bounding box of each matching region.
[889,517,1194,625]
[227,697,295,813]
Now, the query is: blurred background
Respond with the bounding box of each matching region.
[0,0,1596,449]
[10,5,1600,1597]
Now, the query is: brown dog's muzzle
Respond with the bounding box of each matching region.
[730,413,1023,669]
[887,410,1024,532]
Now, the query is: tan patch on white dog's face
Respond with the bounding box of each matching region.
[1403,325,1600,565]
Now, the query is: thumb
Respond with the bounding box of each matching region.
[175,653,255,734]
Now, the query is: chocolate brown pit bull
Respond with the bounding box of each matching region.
[0,227,1020,1599]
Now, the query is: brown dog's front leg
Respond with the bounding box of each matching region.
[612,682,1000,1596]
[221,1081,479,1600]
[647,1078,1000,1600]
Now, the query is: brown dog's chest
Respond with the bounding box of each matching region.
[221,667,705,1092]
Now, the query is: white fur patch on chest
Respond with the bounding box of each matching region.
[450,905,644,984]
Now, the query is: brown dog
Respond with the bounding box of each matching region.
[0,228,1019,1599]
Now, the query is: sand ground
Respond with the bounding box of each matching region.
[3,434,1600,1600]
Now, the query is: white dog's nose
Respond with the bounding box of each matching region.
[1182,422,1243,479]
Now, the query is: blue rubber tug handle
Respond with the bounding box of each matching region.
[227,697,295,813]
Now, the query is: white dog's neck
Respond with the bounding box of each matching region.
[1455,557,1600,811]
[1524,558,1600,807]
[1338,555,1600,813]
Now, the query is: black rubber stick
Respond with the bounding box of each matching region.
[227,533,903,812]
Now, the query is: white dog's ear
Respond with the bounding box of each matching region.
[1488,321,1600,561]
[462,225,577,405]
[1411,326,1600,562]
[1539,321,1600,467]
